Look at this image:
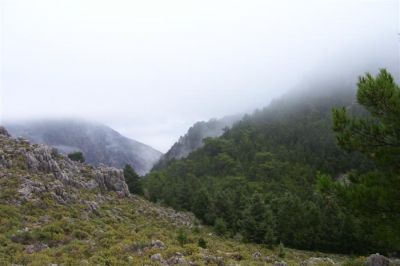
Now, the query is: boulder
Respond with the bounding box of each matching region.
[253,251,262,260]
[151,253,163,262]
[166,252,187,265]
[151,239,166,249]
[274,261,288,266]
[366,254,389,266]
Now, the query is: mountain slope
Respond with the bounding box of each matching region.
[144,83,396,253]
[153,115,241,170]
[0,126,358,265]
[5,119,162,175]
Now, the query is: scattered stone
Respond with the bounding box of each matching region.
[151,253,163,262]
[273,261,288,266]
[166,252,187,265]
[25,243,49,254]
[253,251,262,260]
[366,254,390,266]
[151,239,166,249]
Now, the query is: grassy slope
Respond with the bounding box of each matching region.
[0,173,361,265]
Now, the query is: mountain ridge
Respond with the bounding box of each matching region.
[4,119,162,175]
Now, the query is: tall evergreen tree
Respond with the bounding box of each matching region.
[240,193,276,245]
[332,69,400,252]
[123,164,142,195]
[333,69,400,170]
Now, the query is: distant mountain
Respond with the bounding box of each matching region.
[153,115,242,170]
[5,119,162,175]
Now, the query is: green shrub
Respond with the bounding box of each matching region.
[176,229,188,246]
[277,242,285,258]
[73,230,89,240]
[68,152,85,163]
[197,237,207,248]
[214,218,227,236]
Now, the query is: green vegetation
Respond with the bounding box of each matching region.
[329,69,400,251]
[67,151,85,163]
[144,71,400,254]
[0,181,353,265]
[123,164,143,195]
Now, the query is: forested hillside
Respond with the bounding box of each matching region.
[143,73,400,254]
[153,115,241,170]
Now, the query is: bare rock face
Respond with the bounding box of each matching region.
[95,165,130,197]
[0,127,131,202]
[366,254,389,266]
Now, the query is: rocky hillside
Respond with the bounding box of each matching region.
[153,115,241,170]
[0,125,379,265]
[5,119,162,175]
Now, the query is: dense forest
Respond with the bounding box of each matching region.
[143,70,400,254]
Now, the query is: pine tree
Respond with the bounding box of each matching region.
[123,164,142,195]
[332,69,400,170]
[240,193,276,245]
[332,69,400,252]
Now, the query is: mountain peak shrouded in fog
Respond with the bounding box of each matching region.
[1,0,398,152]
[5,119,162,175]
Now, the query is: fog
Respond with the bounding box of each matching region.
[1,0,399,152]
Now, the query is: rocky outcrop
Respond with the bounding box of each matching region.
[0,127,130,201]
[0,126,11,137]
[94,165,129,197]
[366,254,390,266]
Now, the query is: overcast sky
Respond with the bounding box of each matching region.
[1,0,399,152]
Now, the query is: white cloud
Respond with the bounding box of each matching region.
[1,0,398,151]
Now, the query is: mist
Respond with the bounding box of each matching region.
[1,0,398,152]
